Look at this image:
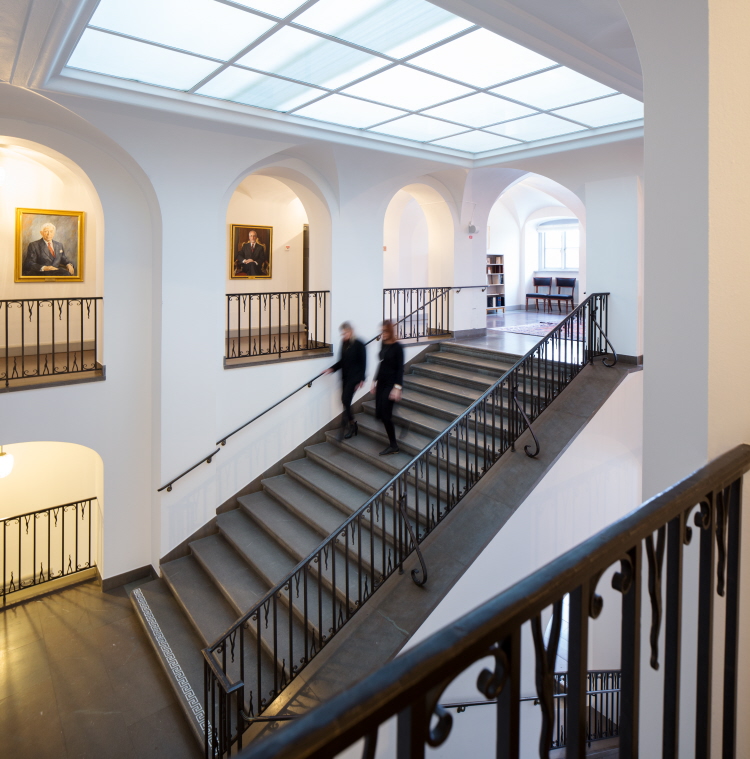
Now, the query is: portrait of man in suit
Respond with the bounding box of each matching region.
[24,223,75,276]
[16,209,84,282]
[230,224,272,279]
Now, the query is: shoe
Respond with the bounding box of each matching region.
[344,421,358,439]
[379,444,399,456]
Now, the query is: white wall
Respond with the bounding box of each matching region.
[383,191,429,289]
[338,370,644,759]
[0,84,157,581]
[585,176,643,359]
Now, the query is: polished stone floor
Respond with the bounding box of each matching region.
[0,579,201,759]
[454,306,568,355]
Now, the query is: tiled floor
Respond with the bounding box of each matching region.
[0,579,201,759]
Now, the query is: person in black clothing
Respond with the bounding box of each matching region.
[324,322,367,439]
[371,319,404,455]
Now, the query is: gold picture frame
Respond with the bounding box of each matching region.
[15,208,85,283]
[230,224,273,279]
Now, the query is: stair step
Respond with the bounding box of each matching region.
[190,533,269,617]
[412,362,497,390]
[238,491,335,561]
[403,374,481,405]
[240,491,373,599]
[284,457,409,544]
[362,400,450,438]
[161,555,238,647]
[440,343,523,364]
[216,508,336,647]
[217,509,298,587]
[129,579,211,747]
[261,474,350,538]
[355,412,435,454]
[328,432,466,499]
[305,442,393,494]
[284,458,371,516]
[426,351,516,377]
[399,388,470,420]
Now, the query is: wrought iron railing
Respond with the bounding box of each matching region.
[1,297,103,389]
[225,291,330,363]
[236,445,748,759]
[384,287,451,340]
[382,285,488,341]
[1,498,96,606]
[201,292,615,756]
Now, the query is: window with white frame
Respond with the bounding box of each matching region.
[538,219,580,270]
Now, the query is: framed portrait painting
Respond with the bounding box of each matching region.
[15,209,85,283]
[230,224,272,279]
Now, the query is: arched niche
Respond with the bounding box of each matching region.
[487,173,584,310]
[224,161,333,296]
[0,139,104,300]
[0,440,105,576]
[383,182,456,288]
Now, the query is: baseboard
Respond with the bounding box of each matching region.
[160,341,441,564]
[452,328,487,338]
[101,564,157,592]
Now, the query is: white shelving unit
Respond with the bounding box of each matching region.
[486,254,505,314]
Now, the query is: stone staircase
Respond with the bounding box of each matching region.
[131,341,526,745]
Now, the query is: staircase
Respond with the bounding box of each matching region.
[131,341,526,745]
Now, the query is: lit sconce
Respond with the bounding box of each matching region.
[0,446,14,478]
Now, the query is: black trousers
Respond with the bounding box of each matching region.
[375,384,397,446]
[341,380,358,426]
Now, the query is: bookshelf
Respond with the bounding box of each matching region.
[486,253,505,314]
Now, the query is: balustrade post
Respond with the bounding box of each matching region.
[567,583,591,758]
[619,543,642,759]
[496,630,521,759]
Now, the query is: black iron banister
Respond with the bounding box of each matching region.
[237,445,749,759]
[202,293,615,755]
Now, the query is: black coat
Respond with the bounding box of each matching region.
[374,341,404,390]
[330,338,366,386]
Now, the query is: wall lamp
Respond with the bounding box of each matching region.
[0,446,14,478]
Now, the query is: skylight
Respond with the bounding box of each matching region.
[64,0,644,155]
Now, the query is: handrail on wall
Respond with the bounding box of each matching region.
[157,286,488,492]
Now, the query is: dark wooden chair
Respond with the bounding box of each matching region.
[526,277,552,311]
[547,277,576,312]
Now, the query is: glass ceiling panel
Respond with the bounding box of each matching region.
[487,114,587,141]
[293,0,474,59]
[65,0,644,155]
[431,131,519,153]
[236,26,388,89]
[409,29,555,88]
[229,0,307,18]
[197,67,322,111]
[88,0,274,61]
[341,65,472,111]
[67,28,220,90]
[421,93,535,128]
[552,94,644,127]
[293,94,406,128]
[490,67,616,111]
[370,115,463,141]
